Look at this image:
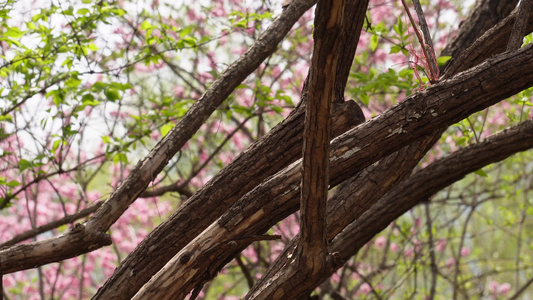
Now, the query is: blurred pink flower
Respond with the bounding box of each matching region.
[374,236,386,250]
[390,242,399,253]
[435,238,446,252]
[499,282,511,295]
[445,257,455,269]
[488,280,499,294]
[460,247,470,257]
[359,283,372,295]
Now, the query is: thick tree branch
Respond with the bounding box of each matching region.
[444,6,533,78]
[506,0,533,51]
[0,224,111,274]
[299,0,344,272]
[332,120,533,258]
[128,45,533,300]
[440,0,519,72]
[85,0,318,234]
[257,120,533,298]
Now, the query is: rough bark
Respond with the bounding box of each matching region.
[332,120,533,257]
[444,7,533,78]
[440,0,519,71]
[130,0,370,297]
[253,120,533,299]
[131,44,533,300]
[84,0,318,234]
[506,0,533,51]
[249,2,533,294]
[299,0,345,277]
[0,201,103,248]
[0,224,111,274]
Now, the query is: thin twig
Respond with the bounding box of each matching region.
[412,0,439,78]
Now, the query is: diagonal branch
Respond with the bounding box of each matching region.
[506,0,533,51]
[332,120,533,258]
[84,0,319,235]
[122,45,533,300]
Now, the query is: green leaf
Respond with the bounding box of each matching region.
[160,123,174,137]
[474,169,488,177]
[6,180,20,187]
[370,34,379,51]
[77,8,90,15]
[140,21,152,30]
[104,88,120,101]
[360,93,369,105]
[5,27,23,38]
[112,153,128,164]
[87,43,98,51]
[101,136,111,144]
[52,139,62,151]
[18,159,32,172]
[390,45,401,54]
[437,56,452,66]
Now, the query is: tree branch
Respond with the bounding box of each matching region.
[506,0,533,51]
[299,0,345,273]
[126,45,533,299]
[332,120,533,258]
[0,201,103,249]
[251,120,533,298]
[440,0,519,72]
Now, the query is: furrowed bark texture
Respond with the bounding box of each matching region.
[93,98,363,296]
[299,0,344,272]
[444,8,533,78]
[131,0,370,297]
[87,0,323,298]
[129,44,533,300]
[256,120,533,299]
[250,3,531,295]
[0,225,111,274]
[332,120,533,257]
[85,0,317,234]
[246,44,533,299]
[440,0,519,71]
[506,0,533,51]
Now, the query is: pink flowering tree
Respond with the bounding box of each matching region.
[1,0,533,298]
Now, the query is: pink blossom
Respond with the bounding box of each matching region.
[488,280,499,294]
[390,242,399,253]
[499,282,511,294]
[173,86,185,97]
[404,247,414,258]
[460,247,470,257]
[435,238,446,252]
[359,283,372,295]
[374,236,386,250]
[445,257,455,269]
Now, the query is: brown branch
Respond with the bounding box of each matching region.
[440,0,519,72]
[252,120,533,298]
[0,224,112,274]
[299,0,345,273]
[84,0,321,234]
[126,45,533,299]
[94,96,363,296]
[506,0,533,51]
[332,120,533,258]
[0,201,103,248]
[444,6,533,78]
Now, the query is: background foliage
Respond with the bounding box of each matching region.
[1,0,532,298]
